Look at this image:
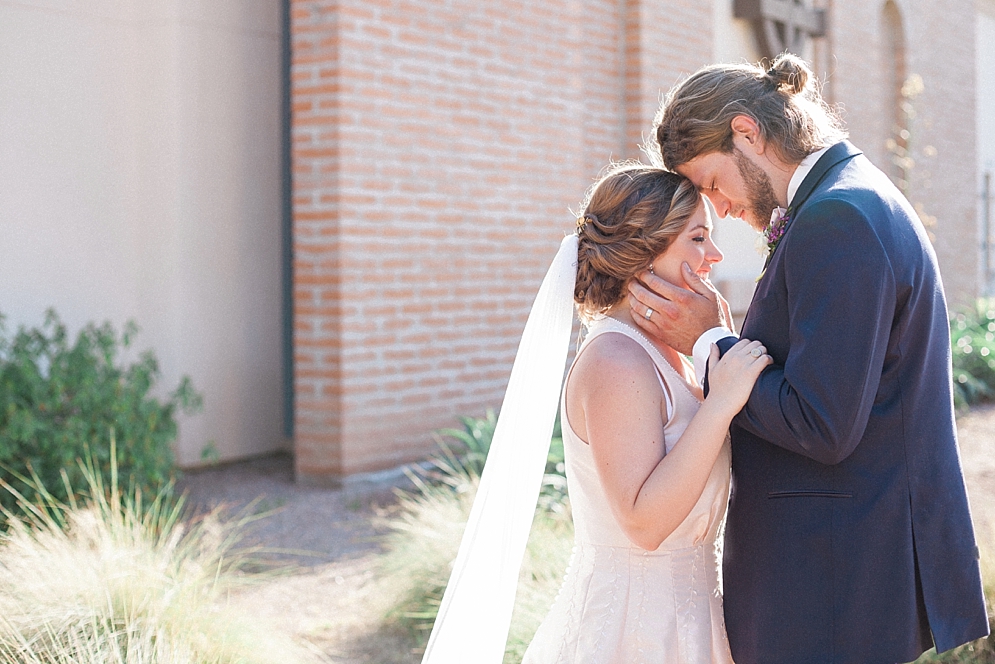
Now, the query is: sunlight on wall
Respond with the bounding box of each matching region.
[0,2,287,465]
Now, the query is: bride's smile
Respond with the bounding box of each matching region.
[648,199,724,288]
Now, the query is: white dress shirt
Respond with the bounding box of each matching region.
[690,145,832,383]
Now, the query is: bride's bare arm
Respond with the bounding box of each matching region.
[569,335,770,550]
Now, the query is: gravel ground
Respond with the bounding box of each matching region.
[176,403,995,663]
[956,403,995,546]
[177,453,391,567]
[176,454,414,663]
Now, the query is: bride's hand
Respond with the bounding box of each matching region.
[705,339,771,416]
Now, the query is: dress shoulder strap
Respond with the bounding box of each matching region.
[579,318,674,420]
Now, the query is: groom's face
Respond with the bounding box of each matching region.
[676,148,780,232]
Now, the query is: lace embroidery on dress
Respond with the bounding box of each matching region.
[673,544,711,663]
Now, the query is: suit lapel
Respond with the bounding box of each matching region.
[760,141,863,273]
[789,140,863,215]
[741,141,863,333]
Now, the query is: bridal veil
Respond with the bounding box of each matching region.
[421,233,578,664]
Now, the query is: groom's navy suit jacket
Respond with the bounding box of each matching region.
[717,141,989,664]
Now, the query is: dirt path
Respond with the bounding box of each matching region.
[177,404,995,663]
[955,403,995,548]
[177,455,416,663]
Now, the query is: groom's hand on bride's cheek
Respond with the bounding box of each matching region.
[680,263,734,335]
[626,264,725,355]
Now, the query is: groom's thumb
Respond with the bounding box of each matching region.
[682,262,715,299]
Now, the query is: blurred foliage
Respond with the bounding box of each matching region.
[951,299,995,409]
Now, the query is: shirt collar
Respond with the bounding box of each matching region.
[786,145,832,207]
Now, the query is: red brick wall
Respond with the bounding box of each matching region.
[290,0,713,482]
[625,1,713,158]
[291,0,981,481]
[291,1,343,479]
[901,0,977,305]
[826,0,978,305]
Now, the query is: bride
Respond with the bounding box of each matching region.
[422,164,770,664]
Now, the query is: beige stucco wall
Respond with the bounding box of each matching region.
[0,0,286,465]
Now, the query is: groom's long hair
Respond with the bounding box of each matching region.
[651,53,847,170]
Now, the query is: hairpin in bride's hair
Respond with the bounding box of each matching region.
[576,212,599,235]
[576,214,587,233]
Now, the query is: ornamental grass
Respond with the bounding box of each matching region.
[0,444,319,664]
[377,425,574,664]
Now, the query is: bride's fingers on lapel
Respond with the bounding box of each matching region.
[731,339,762,358]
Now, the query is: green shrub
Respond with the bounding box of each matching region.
[951,299,995,409]
[0,310,201,514]
[435,410,497,477]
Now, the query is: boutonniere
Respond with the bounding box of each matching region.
[755,206,791,282]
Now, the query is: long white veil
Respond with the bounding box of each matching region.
[420,233,579,664]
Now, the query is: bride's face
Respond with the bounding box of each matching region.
[649,199,723,290]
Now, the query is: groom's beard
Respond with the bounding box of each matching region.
[734,148,780,231]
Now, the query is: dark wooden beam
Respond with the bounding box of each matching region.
[734,0,826,60]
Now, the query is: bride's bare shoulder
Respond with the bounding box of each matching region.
[566,331,666,442]
[571,331,659,390]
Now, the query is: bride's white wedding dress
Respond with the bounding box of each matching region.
[523,317,735,664]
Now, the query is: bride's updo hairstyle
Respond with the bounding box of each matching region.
[652,53,847,170]
[575,163,698,320]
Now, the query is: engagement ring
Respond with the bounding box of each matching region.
[750,348,763,358]
[644,307,653,320]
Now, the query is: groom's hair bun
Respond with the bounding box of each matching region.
[650,53,846,170]
[574,164,699,319]
[765,53,809,96]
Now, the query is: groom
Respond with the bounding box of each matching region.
[629,55,989,663]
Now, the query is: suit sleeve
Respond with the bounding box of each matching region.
[733,198,897,465]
